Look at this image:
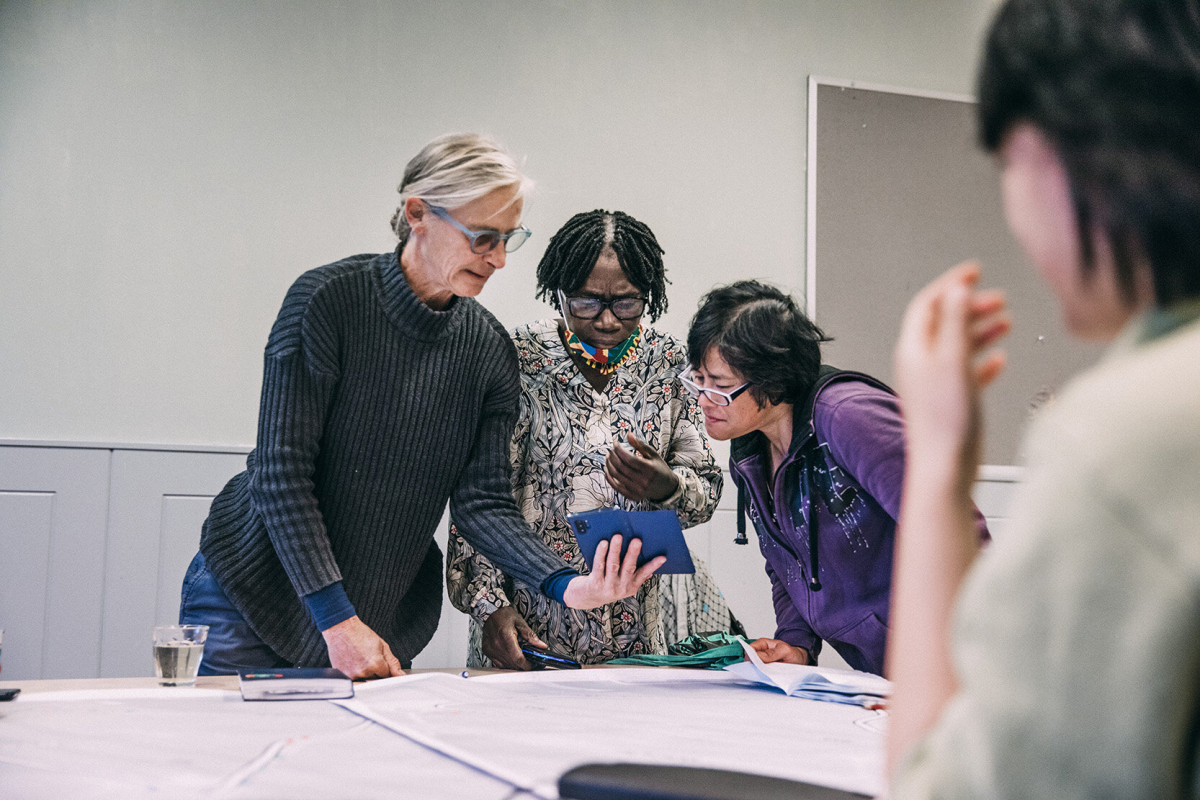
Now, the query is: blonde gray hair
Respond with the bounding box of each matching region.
[390,133,532,242]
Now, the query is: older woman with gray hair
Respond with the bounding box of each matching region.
[180,133,662,679]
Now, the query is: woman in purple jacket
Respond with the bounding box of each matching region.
[683,281,985,675]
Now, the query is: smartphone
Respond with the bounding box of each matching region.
[0,688,20,701]
[520,645,581,670]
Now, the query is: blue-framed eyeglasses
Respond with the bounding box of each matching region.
[679,368,750,407]
[427,204,532,254]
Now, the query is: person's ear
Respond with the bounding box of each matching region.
[405,197,427,235]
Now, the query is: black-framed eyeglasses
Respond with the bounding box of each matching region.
[427,204,532,254]
[558,290,646,321]
[679,368,750,407]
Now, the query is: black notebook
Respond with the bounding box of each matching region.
[238,668,354,701]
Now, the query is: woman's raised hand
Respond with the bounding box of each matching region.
[893,262,1010,484]
[886,263,1010,775]
[604,434,680,503]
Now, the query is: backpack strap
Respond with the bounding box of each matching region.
[735,483,749,545]
[797,367,894,591]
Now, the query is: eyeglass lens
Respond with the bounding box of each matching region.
[472,229,530,254]
[503,229,531,253]
[467,229,531,255]
[567,297,645,320]
[680,373,735,406]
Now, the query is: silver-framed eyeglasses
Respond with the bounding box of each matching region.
[679,368,749,406]
[558,290,646,321]
[427,204,532,254]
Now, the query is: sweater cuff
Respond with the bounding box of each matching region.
[540,568,579,605]
[304,581,357,631]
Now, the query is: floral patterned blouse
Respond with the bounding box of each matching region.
[446,319,730,666]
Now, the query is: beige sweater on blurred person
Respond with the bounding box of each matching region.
[895,309,1200,799]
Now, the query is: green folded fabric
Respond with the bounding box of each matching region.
[606,632,749,669]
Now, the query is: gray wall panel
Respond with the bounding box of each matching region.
[100,450,246,678]
[0,446,111,680]
[0,491,53,680]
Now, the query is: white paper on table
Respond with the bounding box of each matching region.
[471,666,739,685]
[724,640,891,705]
[0,686,364,799]
[339,668,886,799]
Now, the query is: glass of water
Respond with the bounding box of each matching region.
[152,625,208,686]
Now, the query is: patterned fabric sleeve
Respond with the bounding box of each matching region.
[651,371,723,529]
[446,386,540,623]
[444,390,535,627]
[445,521,512,626]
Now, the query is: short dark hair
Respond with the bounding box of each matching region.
[535,210,669,321]
[687,281,831,407]
[978,0,1200,306]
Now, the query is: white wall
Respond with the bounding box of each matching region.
[0,0,999,449]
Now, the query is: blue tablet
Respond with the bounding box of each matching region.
[567,508,696,575]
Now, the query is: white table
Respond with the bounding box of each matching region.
[0,668,885,799]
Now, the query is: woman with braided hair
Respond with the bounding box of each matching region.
[446,209,737,668]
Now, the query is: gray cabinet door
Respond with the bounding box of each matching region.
[99,449,246,678]
[0,446,111,680]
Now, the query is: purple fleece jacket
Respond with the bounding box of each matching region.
[729,375,988,676]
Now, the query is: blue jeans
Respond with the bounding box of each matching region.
[179,552,291,675]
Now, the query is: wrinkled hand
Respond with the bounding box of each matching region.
[894,262,1010,480]
[605,434,680,502]
[751,638,809,665]
[562,534,666,610]
[482,607,548,670]
[322,616,404,679]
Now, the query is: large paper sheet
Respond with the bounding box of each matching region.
[0,687,514,799]
[339,667,887,799]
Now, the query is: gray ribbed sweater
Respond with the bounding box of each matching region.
[200,250,570,666]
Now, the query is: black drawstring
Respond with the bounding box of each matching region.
[735,485,748,545]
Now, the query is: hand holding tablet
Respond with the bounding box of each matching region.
[567,509,696,575]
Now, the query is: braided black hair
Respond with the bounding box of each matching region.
[535,210,670,321]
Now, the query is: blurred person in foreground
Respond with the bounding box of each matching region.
[887,0,1200,796]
